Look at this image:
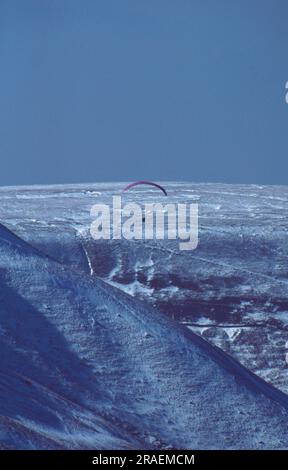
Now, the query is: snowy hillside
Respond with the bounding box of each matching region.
[1,183,288,449]
[1,182,288,393]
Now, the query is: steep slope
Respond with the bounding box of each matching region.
[0,222,288,449]
[1,182,288,394]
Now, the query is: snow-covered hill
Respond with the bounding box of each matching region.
[1,217,288,449]
[1,182,288,394]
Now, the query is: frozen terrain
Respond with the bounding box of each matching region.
[1,182,288,449]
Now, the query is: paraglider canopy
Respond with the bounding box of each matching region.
[122,181,167,196]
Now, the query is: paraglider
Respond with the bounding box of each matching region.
[90,180,198,250]
[122,181,168,196]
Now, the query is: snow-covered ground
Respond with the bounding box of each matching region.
[1,182,288,449]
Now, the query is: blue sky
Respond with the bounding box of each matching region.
[0,0,288,185]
